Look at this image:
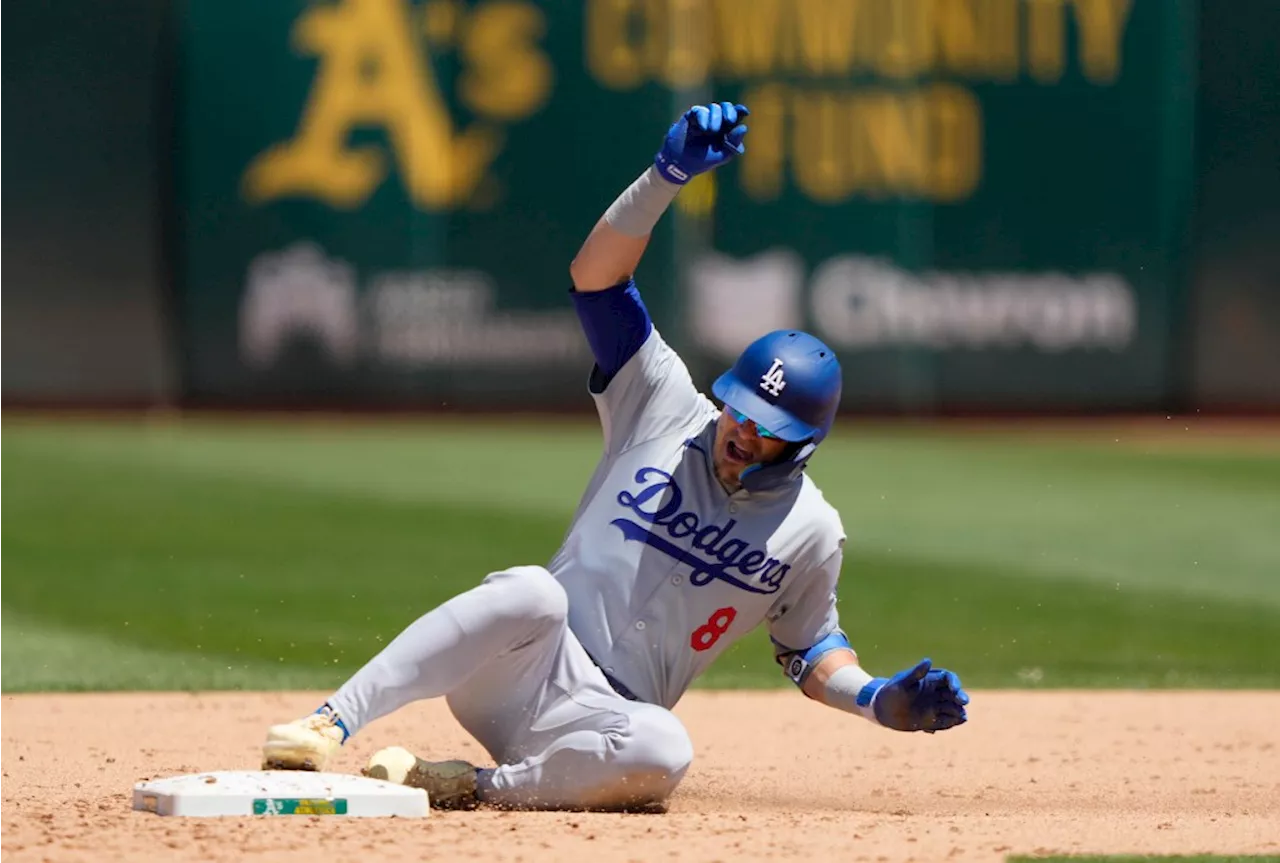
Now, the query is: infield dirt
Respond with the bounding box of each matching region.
[3,691,1278,862]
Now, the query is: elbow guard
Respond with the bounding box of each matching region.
[776,630,851,688]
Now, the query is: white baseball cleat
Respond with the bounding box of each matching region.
[261,709,346,771]
[362,746,479,810]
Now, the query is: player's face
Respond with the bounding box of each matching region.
[712,405,790,491]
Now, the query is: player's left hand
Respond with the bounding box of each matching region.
[653,101,750,185]
[870,658,969,733]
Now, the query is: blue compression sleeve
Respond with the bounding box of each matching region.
[570,279,654,384]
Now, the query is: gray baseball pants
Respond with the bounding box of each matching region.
[326,566,693,809]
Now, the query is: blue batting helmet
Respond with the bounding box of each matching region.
[712,330,842,444]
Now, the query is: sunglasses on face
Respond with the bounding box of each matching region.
[726,406,780,439]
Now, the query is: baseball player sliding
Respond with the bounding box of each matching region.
[262,101,970,810]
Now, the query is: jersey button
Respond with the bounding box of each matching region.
[728,504,739,514]
[635,621,646,630]
[671,575,683,586]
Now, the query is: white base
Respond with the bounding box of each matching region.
[132,770,429,818]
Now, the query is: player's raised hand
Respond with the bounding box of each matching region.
[653,101,750,185]
[870,658,970,733]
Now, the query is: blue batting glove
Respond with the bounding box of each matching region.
[653,101,750,185]
[862,658,970,733]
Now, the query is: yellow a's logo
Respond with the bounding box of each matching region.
[243,0,550,210]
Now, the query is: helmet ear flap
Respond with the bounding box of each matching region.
[740,441,818,493]
[777,439,810,462]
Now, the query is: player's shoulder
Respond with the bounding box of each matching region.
[793,473,847,554]
[796,472,843,526]
[643,399,719,452]
[632,324,679,369]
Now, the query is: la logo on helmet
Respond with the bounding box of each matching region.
[760,358,786,397]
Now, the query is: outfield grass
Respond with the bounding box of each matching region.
[3,416,1278,692]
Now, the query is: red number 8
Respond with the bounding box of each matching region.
[690,607,737,652]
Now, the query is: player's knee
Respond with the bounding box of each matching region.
[625,708,694,793]
[487,565,568,630]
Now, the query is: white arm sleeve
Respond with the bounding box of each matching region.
[822,664,881,723]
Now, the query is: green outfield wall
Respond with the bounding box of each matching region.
[1187,2,1280,409]
[4,0,1278,411]
[672,0,1198,410]
[2,0,176,403]
[175,0,1197,410]
[177,0,679,405]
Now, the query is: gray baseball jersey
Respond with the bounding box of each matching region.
[549,328,847,709]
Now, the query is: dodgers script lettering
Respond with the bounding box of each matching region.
[611,467,791,595]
